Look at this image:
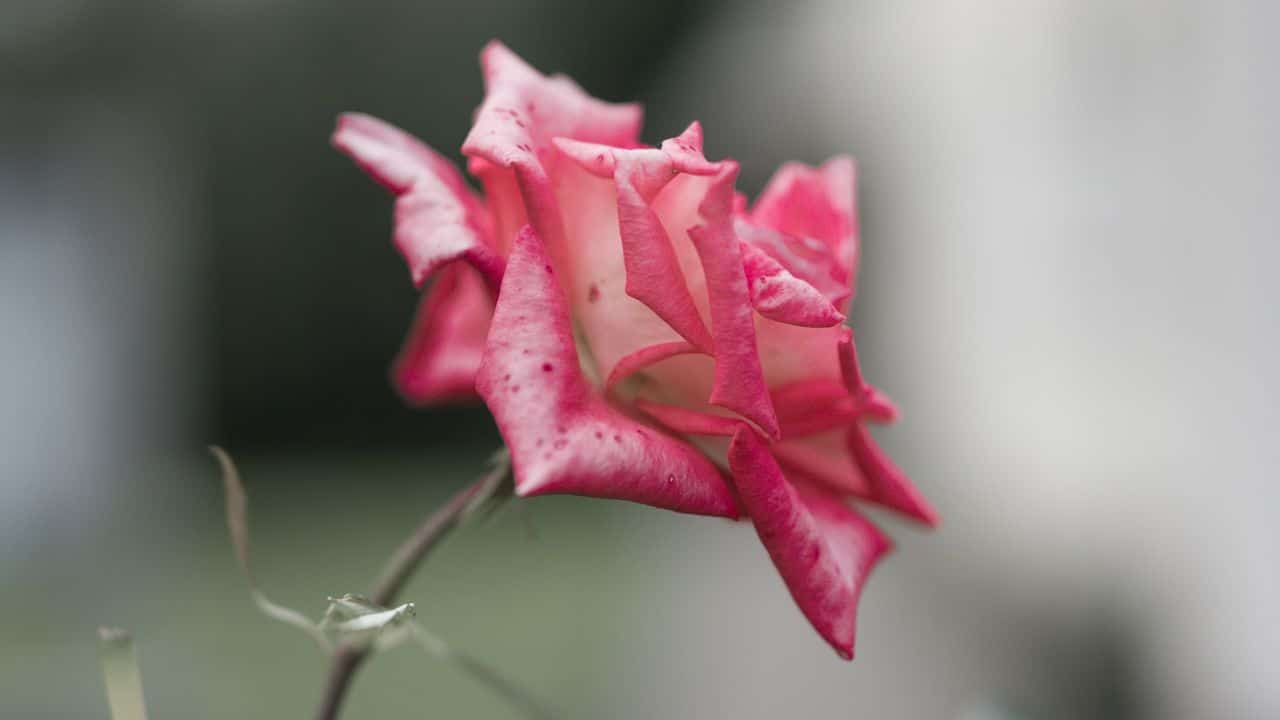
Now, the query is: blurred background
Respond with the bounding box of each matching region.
[2,0,1276,717]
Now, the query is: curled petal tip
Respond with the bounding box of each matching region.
[680,120,704,148]
[552,137,617,177]
[661,123,721,175]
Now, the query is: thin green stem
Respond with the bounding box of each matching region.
[312,453,510,720]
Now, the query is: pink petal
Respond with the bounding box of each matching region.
[750,157,858,300]
[476,225,739,518]
[332,113,504,291]
[778,397,863,438]
[837,330,900,422]
[771,429,868,495]
[728,427,891,659]
[658,121,720,174]
[837,328,869,394]
[772,378,847,423]
[392,263,492,404]
[605,341,698,390]
[846,424,939,526]
[735,219,850,310]
[773,427,937,527]
[614,153,715,351]
[462,41,642,253]
[768,335,898,435]
[777,395,897,438]
[552,128,726,397]
[634,399,742,437]
[740,240,845,327]
[754,316,845,392]
[551,157,698,384]
[860,390,899,423]
[467,157,527,257]
[688,164,780,438]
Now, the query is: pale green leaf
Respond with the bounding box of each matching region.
[318,594,418,651]
[97,628,148,720]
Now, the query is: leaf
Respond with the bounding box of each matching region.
[318,594,418,651]
[210,446,331,651]
[98,628,149,720]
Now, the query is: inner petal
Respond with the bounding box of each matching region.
[552,159,690,383]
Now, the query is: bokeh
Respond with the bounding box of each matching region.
[2,1,1276,718]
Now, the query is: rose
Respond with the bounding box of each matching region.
[332,41,936,659]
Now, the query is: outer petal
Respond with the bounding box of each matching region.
[837,330,899,422]
[776,393,898,437]
[729,427,891,659]
[476,225,739,518]
[750,157,858,301]
[462,41,642,254]
[774,427,938,527]
[771,428,866,495]
[769,330,898,436]
[846,424,939,526]
[393,264,492,404]
[688,164,781,438]
[332,113,504,290]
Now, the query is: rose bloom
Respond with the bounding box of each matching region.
[333,41,936,659]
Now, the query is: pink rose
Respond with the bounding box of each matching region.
[333,41,936,659]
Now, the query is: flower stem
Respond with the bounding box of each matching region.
[313,451,511,720]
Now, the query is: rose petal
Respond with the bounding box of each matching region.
[393,263,493,404]
[614,153,715,352]
[728,427,891,659]
[467,157,527,256]
[754,319,844,390]
[553,128,726,395]
[688,164,781,438]
[606,341,698,390]
[846,424,939,526]
[634,399,742,437]
[462,41,642,256]
[777,394,898,438]
[551,158,698,382]
[750,157,858,301]
[837,330,900,423]
[476,225,739,518]
[332,113,504,291]
[740,239,845,327]
[658,121,721,175]
[771,429,867,495]
[773,427,937,527]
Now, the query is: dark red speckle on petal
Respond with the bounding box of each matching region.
[587,284,600,303]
